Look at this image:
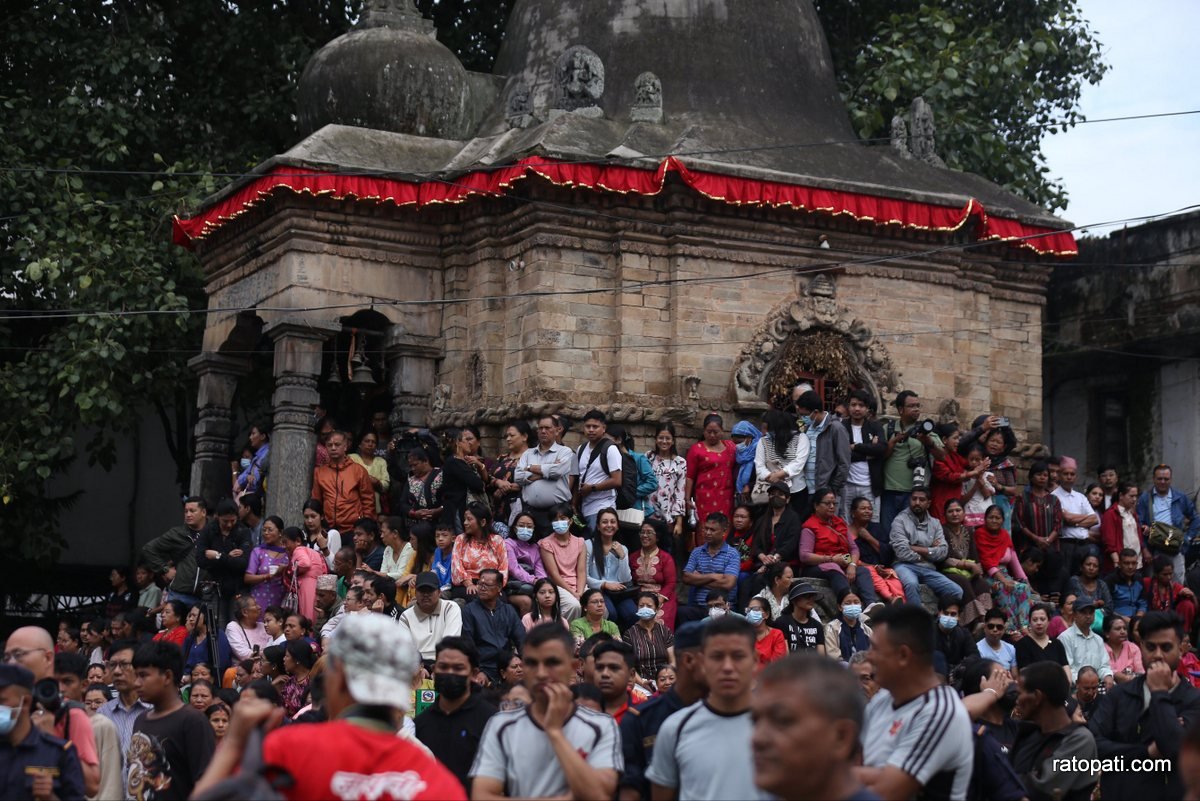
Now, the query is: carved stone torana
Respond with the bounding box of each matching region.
[732,294,899,410]
[504,81,535,129]
[551,45,604,118]
[631,71,662,123]
[909,97,945,167]
[890,114,912,159]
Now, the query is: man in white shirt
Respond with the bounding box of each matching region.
[516,416,576,537]
[574,409,623,533]
[1058,594,1114,688]
[1053,456,1099,590]
[400,572,463,668]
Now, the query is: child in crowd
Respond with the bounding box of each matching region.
[431,523,455,592]
[962,447,996,527]
[773,581,825,655]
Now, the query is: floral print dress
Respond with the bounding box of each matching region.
[647,454,687,523]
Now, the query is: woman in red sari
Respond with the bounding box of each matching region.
[629,519,677,629]
[685,413,735,549]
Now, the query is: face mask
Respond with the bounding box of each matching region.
[239,458,251,470]
[842,604,862,620]
[745,609,764,625]
[938,615,958,630]
[433,673,470,701]
[515,526,535,542]
[769,496,788,510]
[551,520,570,535]
[708,607,727,619]
[636,606,656,621]
[0,703,19,736]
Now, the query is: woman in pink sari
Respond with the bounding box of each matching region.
[281,526,325,621]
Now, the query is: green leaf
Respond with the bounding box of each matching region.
[79,274,92,289]
[941,21,955,34]
[943,66,959,80]
[883,86,898,101]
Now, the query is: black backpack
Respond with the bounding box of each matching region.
[576,440,638,509]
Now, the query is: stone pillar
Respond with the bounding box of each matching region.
[188,353,251,506]
[264,318,340,525]
[385,330,443,428]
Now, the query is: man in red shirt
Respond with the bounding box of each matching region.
[192,614,464,801]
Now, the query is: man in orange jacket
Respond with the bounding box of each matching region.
[312,431,376,530]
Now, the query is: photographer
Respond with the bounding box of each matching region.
[4,627,99,796]
[881,391,944,534]
[195,498,253,624]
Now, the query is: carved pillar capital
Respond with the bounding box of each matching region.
[385,331,442,428]
[188,352,252,503]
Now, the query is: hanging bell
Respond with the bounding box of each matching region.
[325,358,342,386]
[350,354,375,388]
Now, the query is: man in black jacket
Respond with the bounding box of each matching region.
[141,496,210,607]
[194,498,252,624]
[1089,611,1200,800]
[841,389,886,522]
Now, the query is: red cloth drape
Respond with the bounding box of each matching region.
[173,155,1077,257]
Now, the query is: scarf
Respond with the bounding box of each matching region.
[732,420,762,493]
[974,525,1014,574]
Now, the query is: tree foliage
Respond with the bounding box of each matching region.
[813,0,1107,211]
[0,2,357,564]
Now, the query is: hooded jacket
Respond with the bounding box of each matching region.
[311,458,375,531]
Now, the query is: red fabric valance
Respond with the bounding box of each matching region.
[172,155,1077,257]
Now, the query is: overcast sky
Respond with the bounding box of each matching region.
[1041,0,1200,234]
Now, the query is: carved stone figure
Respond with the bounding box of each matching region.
[431,383,451,413]
[551,45,604,118]
[909,97,945,167]
[890,113,912,159]
[505,81,535,129]
[682,375,701,402]
[631,71,663,123]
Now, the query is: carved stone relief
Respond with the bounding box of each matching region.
[504,81,535,129]
[550,45,605,118]
[630,71,662,123]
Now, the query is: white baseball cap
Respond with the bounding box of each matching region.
[327,614,419,711]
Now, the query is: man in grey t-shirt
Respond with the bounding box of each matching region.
[858,605,972,801]
[471,623,620,798]
[647,615,771,800]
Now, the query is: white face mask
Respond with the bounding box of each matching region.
[708,607,727,619]
[636,606,656,621]
[515,526,535,542]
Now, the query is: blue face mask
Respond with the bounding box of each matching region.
[636,606,656,621]
[843,604,862,620]
[551,520,570,535]
[746,609,765,625]
[515,526,535,542]
[0,703,19,736]
[939,615,958,630]
[239,458,251,470]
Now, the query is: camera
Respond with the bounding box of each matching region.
[995,416,1011,428]
[906,418,936,438]
[200,581,221,603]
[32,677,63,715]
[392,428,442,467]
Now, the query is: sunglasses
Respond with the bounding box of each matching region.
[985,623,1006,630]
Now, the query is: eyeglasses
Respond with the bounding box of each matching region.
[105,659,133,671]
[2,647,48,663]
[985,624,1006,631]
[857,673,877,682]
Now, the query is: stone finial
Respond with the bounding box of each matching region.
[359,0,432,32]
[909,97,945,167]
[505,81,535,129]
[550,45,605,119]
[631,71,663,123]
[890,113,913,159]
[807,273,836,298]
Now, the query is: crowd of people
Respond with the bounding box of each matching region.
[6,385,1200,801]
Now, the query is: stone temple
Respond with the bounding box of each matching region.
[174,0,1077,522]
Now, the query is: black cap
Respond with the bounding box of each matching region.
[0,664,34,690]
[768,481,791,494]
[787,581,821,603]
[414,571,440,591]
[1074,593,1098,611]
[674,620,709,651]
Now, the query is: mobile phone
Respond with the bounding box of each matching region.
[995,416,1011,428]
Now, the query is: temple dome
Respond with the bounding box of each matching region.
[297,1,471,140]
